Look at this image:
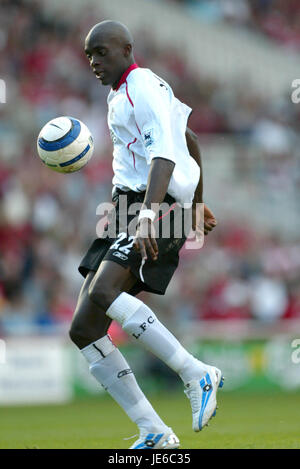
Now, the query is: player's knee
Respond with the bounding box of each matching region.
[69,318,94,349]
[69,322,86,348]
[69,324,81,347]
[88,279,119,311]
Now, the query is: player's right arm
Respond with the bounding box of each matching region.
[134,157,175,261]
[131,76,176,260]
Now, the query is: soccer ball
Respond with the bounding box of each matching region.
[37,116,94,173]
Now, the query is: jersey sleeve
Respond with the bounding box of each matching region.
[132,80,176,165]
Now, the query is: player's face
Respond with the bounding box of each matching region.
[85,33,129,88]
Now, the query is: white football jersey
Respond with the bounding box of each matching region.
[107,64,200,207]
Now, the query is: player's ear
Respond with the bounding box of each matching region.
[123,43,132,57]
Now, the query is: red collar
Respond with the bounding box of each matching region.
[114,63,139,91]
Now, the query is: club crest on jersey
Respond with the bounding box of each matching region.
[143,129,154,148]
[110,129,118,145]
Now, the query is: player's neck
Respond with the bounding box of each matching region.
[113,61,138,91]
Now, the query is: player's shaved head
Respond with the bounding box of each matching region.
[86,20,134,48]
[85,21,135,88]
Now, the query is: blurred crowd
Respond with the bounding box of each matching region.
[173,0,300,51]
[0,0,299,336]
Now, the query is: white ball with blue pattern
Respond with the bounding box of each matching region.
[37,116,94,173]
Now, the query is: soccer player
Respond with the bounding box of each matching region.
[69,20,223,449]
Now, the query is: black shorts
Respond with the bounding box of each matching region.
[78,189,191,295]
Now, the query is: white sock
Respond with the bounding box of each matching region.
[81,335,168,433]
[106,293,208,384]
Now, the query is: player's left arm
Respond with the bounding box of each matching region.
[134,157,175,261]
[185,127,217,236]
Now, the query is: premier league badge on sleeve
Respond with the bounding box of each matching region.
[143,129,154,148]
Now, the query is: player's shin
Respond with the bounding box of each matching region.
[80,335,168,433]
[106,293,208,383]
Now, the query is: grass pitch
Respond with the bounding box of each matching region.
[0,392,299,449]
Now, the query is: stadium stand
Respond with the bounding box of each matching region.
[0,0,299,339]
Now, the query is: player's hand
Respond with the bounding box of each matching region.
[192,203,217,240]
[134,218,158,261]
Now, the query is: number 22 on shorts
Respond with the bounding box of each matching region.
[109,232,135,255]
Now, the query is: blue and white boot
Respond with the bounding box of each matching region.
[129,427,180,449]
[184,366,224,432]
